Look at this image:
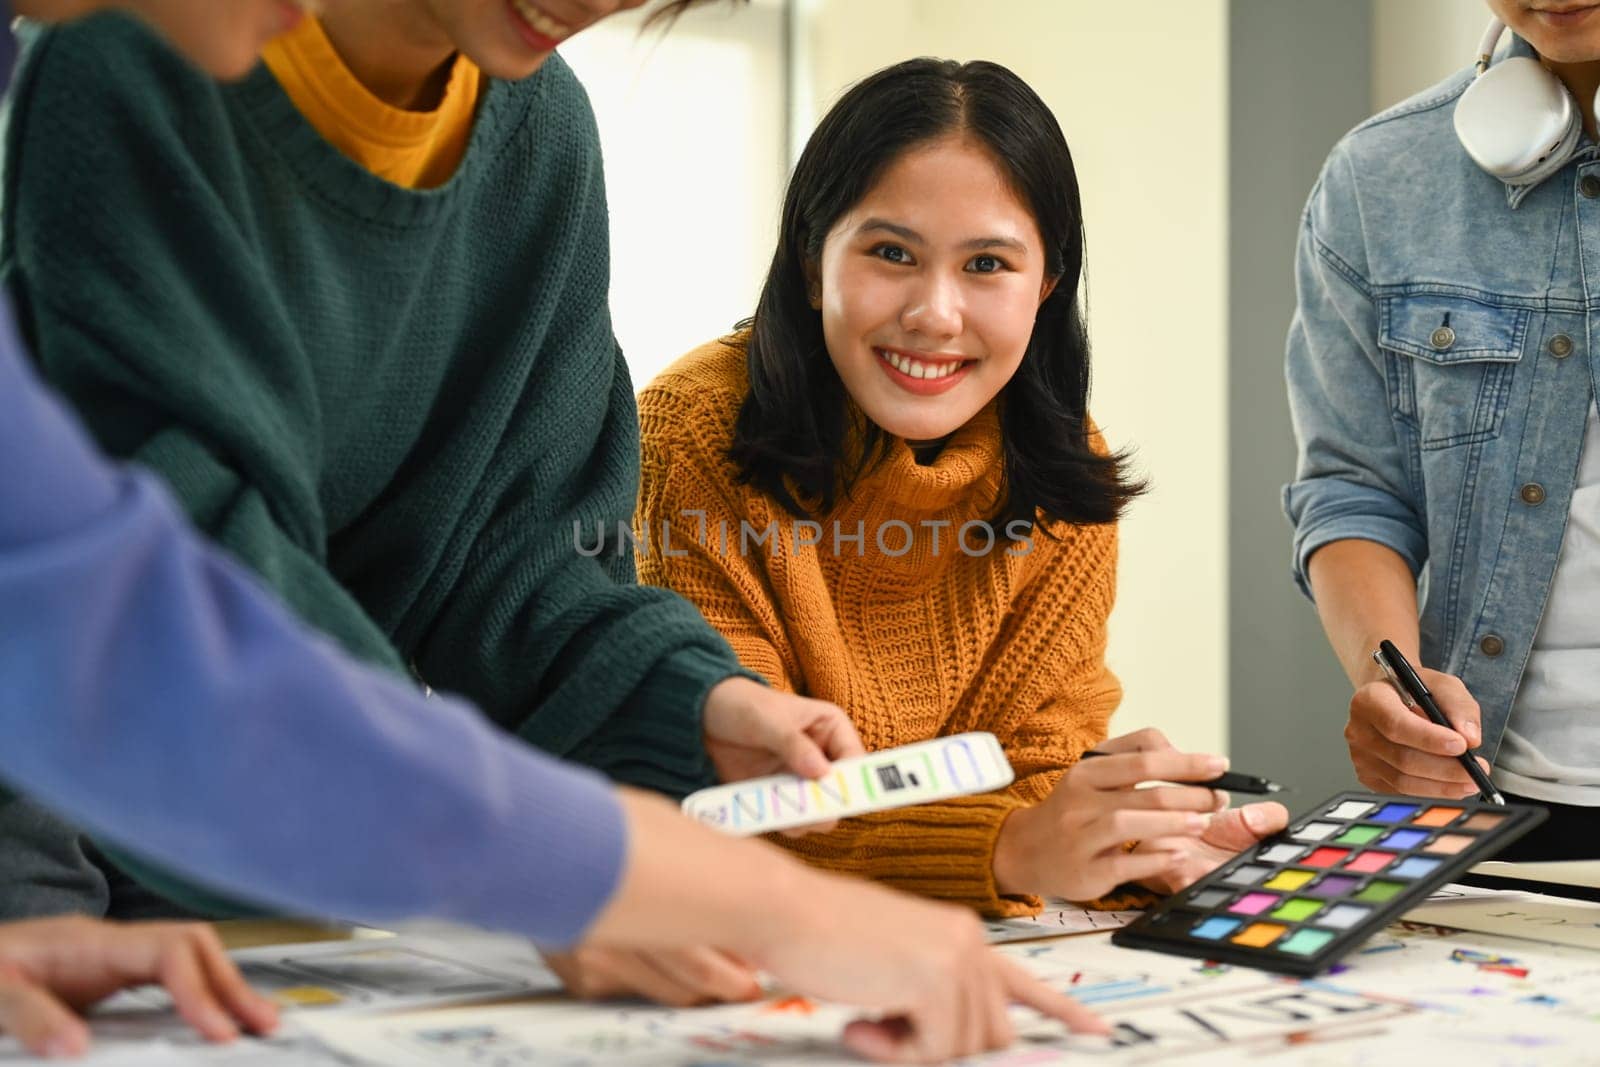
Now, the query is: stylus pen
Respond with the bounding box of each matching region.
[1372,640,1506,806]
[1079,749,1283,794]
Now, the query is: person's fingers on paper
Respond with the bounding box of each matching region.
[997,956,1108,1035]
[1421,669,1483,747]
[549,948,707,1007]
[153,931,240,1043]
[643,947,761,1004]
[1090,727,1176,755]
[0,964,90,1060]
[840,1015,922,1063]
[179,926,278,1036]
[961,964,986,1060]
[982,958,1014,1051]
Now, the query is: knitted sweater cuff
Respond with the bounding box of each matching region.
[569,644,746,800]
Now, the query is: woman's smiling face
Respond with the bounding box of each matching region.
[815,135,1056,445]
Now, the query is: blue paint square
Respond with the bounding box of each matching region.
[1381,828,1429,850]
[1391,856,1442,879]
[1371,803,1419,823]
[1192,917,1241,940]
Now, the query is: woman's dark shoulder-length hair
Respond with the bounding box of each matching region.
[729,57,1145,532]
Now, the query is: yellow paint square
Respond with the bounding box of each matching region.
[1262,869,1314,891]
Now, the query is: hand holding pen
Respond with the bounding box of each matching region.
[1348,642,1495,801]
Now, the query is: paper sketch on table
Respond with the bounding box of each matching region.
[303,923,1600,1067]
[0,1028,348,1066]
[1407,887,1600,951]
[115,930,557,1016]
[0,931,556,1065]
[984,901,1143,943]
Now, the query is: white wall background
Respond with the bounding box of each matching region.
[560,0,788,387]
[1372,0,1490,112]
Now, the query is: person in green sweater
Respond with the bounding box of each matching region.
[0,0,861,1001]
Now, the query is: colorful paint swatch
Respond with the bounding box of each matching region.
[1231,922,1287,948]
[1292,822,1340,841]
[1306,875,1359,899]
[1113,791,1547,977]
[1302,847,1349,868]
[1427,834,1476,855]
[1258,844,1304,864]
[1188,888,1231,909]
[1344,850,1396,874]
[1229,892,1279,915]
[1355,880,1405,903]
[1263,869,1315,891]
[1380,828,1429,850]
[1279,928,1336,955]
[1327,801,1374,820]
[1413,806,1463,827]
[1317,903,1371,929]
[1371,802,1419,823]
[1220,864,1271,887]
[1391,856,1442,879]
[1191,916,1240,940]
[1334,825,1382,845]
[1270,898,1323,922]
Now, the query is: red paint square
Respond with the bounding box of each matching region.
[1302,847,1350,868]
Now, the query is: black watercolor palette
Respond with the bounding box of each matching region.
[1111,791,1546,976]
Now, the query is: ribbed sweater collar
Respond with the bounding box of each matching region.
[226,56,532,229]
[837,404,1005,521]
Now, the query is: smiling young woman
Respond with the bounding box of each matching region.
[637,57,1287,919]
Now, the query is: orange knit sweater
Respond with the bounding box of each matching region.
[637,336,1124,918]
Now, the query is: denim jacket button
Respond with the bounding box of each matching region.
[1429,326,1456,350]
[1520,482,1547,505]
[1583,175,1600,198]
[1549,333,1574,358]
[1480,634,1506,657]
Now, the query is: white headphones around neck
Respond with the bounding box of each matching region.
[1454,18,1593,187]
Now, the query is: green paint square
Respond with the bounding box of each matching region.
[1279,928,1336,956]
[1334,825,1382,845]
[1354,880,1405,903]
[1269,898,1323,922]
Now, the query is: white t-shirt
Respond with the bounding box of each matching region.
[1496,402,1600,805]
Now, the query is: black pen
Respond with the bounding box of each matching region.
[1373,640,1505,805]
[1079,749,1283,794]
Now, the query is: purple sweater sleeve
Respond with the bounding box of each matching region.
[0,305,626,946]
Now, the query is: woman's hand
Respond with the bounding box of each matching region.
[1132,802,1290,895]
[701,676,864,835]
[992,728,1226,901]
[0,916,277,1058]
[542,945,762,1007]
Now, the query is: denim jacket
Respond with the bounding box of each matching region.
[1285,42,1599,757]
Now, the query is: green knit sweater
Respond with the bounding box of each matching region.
[0,16,741,911]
